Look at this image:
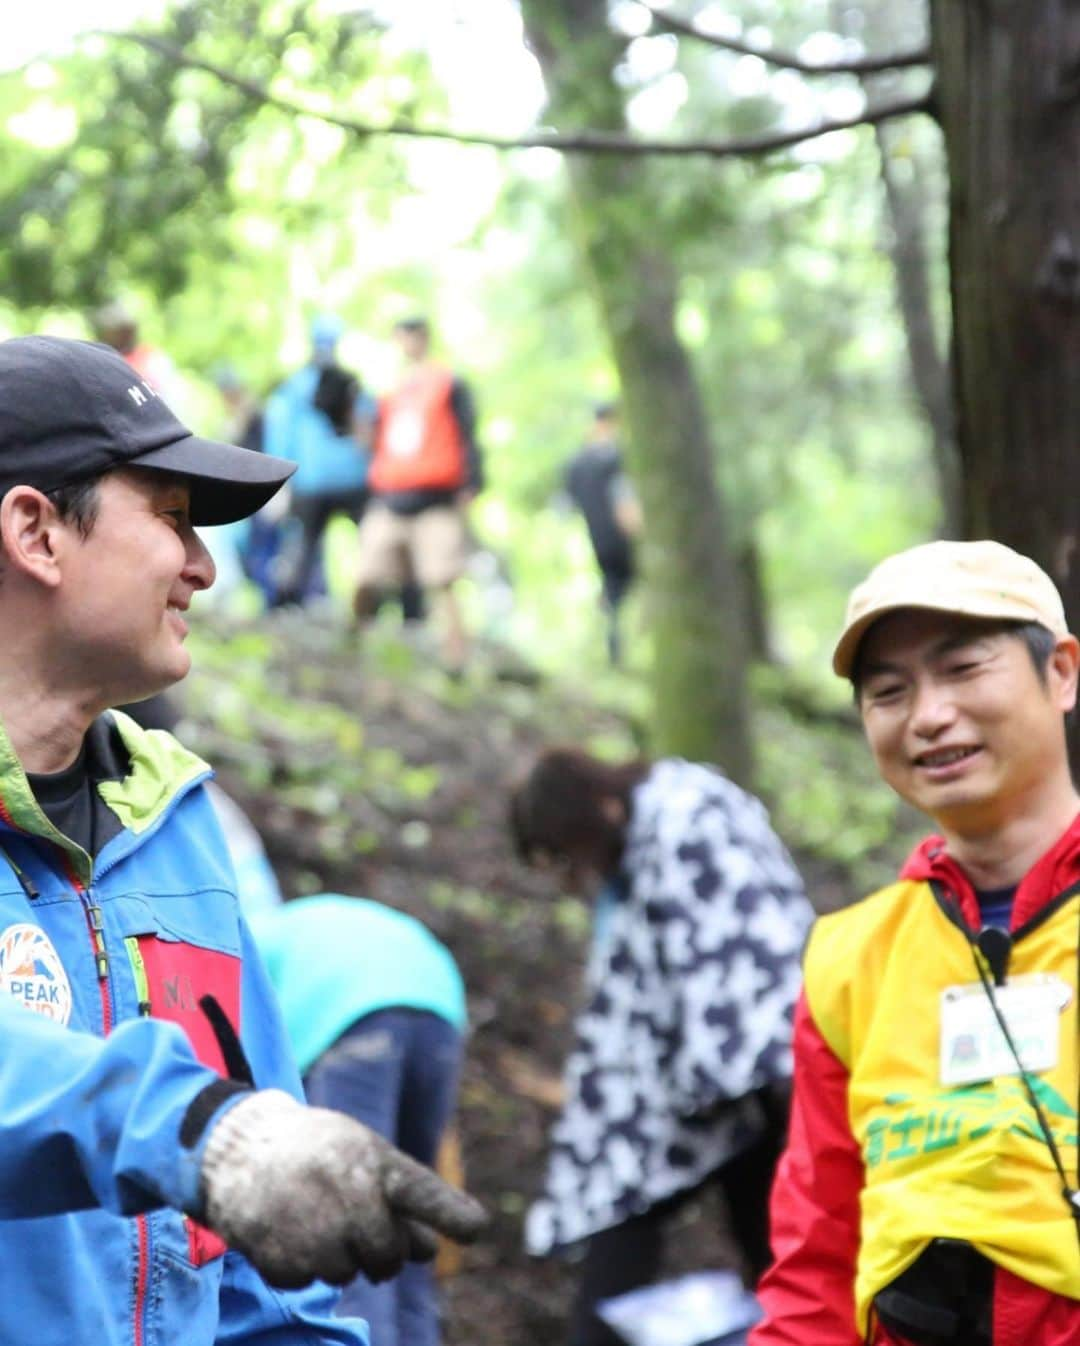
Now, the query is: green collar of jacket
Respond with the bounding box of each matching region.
[0,709,210,887]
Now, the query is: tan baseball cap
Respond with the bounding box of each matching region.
[833,539,1069,678]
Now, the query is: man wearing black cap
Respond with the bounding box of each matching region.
[0,336,485,1346]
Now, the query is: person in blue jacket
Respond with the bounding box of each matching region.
[251,894,468,1346]
[0,335,485,1346]
[264,314,374,605]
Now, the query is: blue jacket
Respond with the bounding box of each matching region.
[264,366,372,496]
[251,895,467,1075]
[0,711,368,1346]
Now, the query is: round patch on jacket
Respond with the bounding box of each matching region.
[0,923,72,1024]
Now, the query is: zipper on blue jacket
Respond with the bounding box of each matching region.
[63,868,114,1037]
[85,896,109,980]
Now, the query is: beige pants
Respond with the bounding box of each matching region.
[354,501,468,589]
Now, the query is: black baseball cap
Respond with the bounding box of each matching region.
[0,335,295,526]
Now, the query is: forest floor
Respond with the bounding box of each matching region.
[176,605,876,1345]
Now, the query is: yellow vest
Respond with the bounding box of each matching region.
[804,880,1080,1333]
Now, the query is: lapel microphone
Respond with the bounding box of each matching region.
[975,926,1013,986]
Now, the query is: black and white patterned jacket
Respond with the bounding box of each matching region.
[525,759,813,1255]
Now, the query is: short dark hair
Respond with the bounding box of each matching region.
[394,315,430,336]
[45,476,102,538]
[509,747,651,875]
[851,617,1058,698]
[1014,622,1058,682]
[0,475,102,585]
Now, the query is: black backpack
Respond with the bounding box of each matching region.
[313,364,360,435]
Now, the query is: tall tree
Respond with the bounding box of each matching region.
[873,118,958,533]
[931,1,1080,633]
[518,0,754,783]
[855,0,957,535]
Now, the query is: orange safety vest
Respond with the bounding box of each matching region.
[371,363,466,493]
[125,344,168,392]
[804,878,1080,1335]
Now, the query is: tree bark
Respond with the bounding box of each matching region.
[520,0,753,784]
[931,0,1080,601]
[738,537,772,663]
[872,119,960,535]
[850,0,958,534]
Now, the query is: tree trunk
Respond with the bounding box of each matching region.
[521,0,753,783]
[855,0,958,534]
[931,0,1080,605]
[738,536,772,663]
[873,120,961,535]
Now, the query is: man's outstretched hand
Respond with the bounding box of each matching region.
[198,1090,487,1288]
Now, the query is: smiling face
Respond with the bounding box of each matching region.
[856,610,1079,834]
[51,467,215,708]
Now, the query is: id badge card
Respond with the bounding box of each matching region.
[939,974,1072,1087]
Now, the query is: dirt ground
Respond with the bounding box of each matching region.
[179,610,850,1344]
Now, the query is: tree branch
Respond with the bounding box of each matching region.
[103,31,930,161]
[641,4,930,76]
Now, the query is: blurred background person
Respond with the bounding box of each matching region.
[250,892,468,1346]
[563,402,641,667]
[212,364,290,608]
[353,315,483,674]
[92,297,182,403]
[214,362,264,454]
[264,314,374,606]
[510,748,813,1346]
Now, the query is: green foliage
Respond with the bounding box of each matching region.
[0,0,444,380]
[426,879,587,941]
[427,879,522,925]
[552,895,591,940]
[181,623,440,816]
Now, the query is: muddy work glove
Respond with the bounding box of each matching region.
[198,1089,487,1288]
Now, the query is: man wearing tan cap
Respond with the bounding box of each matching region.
[750,540,1080,1346]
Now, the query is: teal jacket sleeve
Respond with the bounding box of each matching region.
[236,914,305,1099]
[0,996,236,1217]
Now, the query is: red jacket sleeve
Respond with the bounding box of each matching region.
[749,991,865,1346]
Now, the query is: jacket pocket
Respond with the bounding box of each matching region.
[123,931,243,1268]
[125,932,242,1077]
